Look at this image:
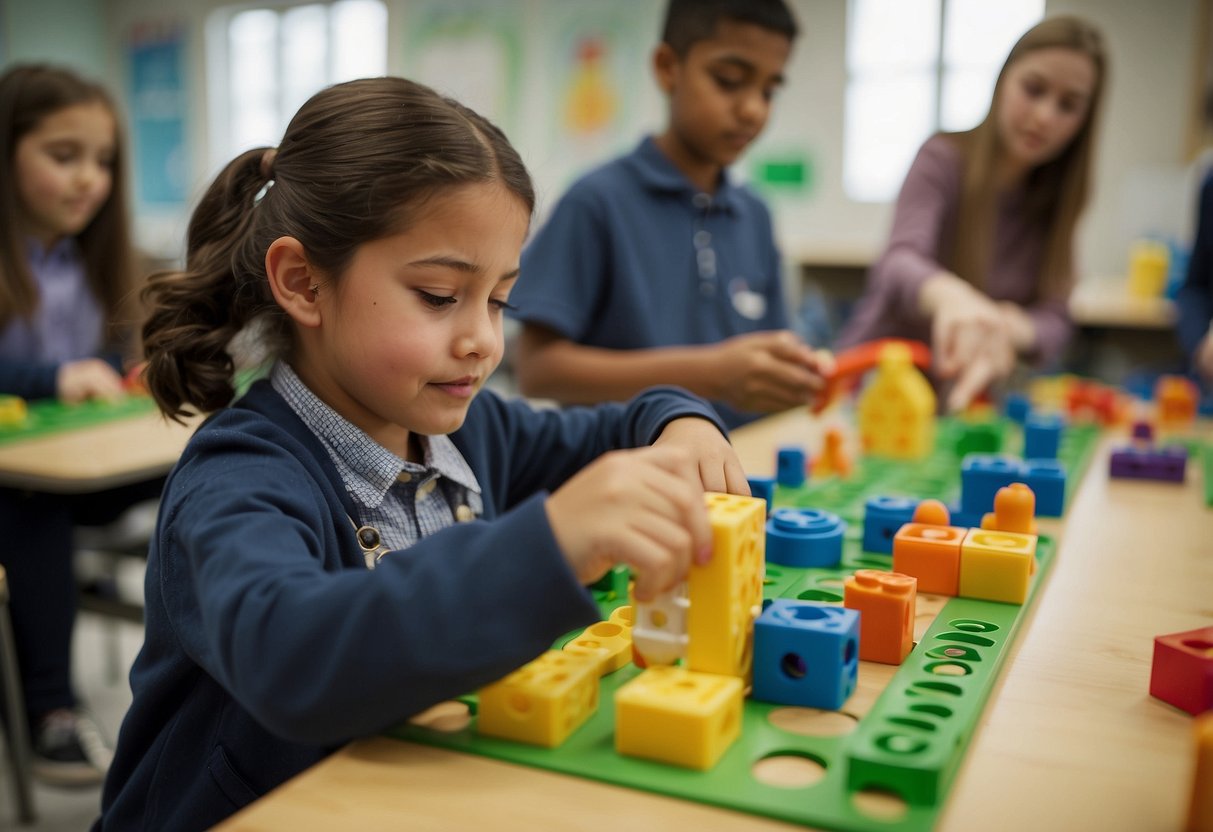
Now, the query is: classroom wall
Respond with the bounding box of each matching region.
[0,0,1201,284]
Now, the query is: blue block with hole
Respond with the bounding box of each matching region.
[747,475,775,514]
[766,508,847,567]
[1023,412,1064,460]
[776,445,808,488]
[752,599,859,710]
[960,454,1023,516]
[1021,459,1066,516]
[862,495,919,554]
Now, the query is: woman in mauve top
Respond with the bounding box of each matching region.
[837,15,1108,411]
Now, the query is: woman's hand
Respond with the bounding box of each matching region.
[921,274,1016,411]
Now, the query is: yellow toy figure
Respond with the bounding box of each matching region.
[857,342,936,459]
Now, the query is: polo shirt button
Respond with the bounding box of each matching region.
[700,281,716,297]
[693,193,712,209]
[694,230,711,249]
[397,472,412,483]
[418,479,436,497]
[455,505,475,522]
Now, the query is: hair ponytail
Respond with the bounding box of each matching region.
[142,148,280,421]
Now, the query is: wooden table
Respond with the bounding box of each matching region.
[218,409,1211,832]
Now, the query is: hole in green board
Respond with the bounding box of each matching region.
[949,619,999,633]
[852,787,910,821]
[751,751,827,788]
[926,661,972,676]
[887,716,937,732]
[908,680,963,697]
[926,645,982,662]
[909,702,953,719]
[797,589,843,603]
[875,733,929,754]
[937,631,995,647]
[767,707,858,737]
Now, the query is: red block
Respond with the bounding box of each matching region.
[1151,627,1213,715]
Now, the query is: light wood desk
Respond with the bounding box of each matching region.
[0,409,195,493]
[219,410,1210,832]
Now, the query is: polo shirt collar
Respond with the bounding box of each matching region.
[629,136,743,215]
[24,236,78,267]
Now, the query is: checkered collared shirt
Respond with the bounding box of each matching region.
[271,362,483,567]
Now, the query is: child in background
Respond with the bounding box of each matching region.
[509,0,832,429]
[96,77,748,830]
[1177,169,1213,383]
[0,63,148,785]
[836,16,1108,412]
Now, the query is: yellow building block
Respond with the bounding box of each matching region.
[477,650,600,748]
[0,394,27,427]
[857,342,936,460]
[958,528,1038,605]
[564,618,633,676]
[686,492,766,680]
[614,666,743,770]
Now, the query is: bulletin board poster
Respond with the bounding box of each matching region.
[400,1,524,139]
[127,21,188,206]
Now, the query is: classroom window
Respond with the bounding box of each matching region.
[843,0,1044,203]
[206,0,387,173]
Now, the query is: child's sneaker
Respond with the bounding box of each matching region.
[31,708,113,787]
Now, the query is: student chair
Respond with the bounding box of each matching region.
[0,564,37,824]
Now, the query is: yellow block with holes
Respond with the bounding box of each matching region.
[958,528,1037,604]
[614,666,743,770]
[563,618,633,675]
[476,650,600,747]
[686,492,766,679]
[0,395,27,427]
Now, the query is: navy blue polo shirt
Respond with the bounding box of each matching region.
[511,136,788,427]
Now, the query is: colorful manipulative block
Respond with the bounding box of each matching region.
[1021,459,1065,516]
[843,569,917,664]
[957,528,1037,605]
[477,650,601,748]
[1151,626,1213,715]
[564,618,634,676]
[614,666,744,770]
[631,582,690,668]
[776,445,807,488]
[765,507,847,568]
[980,482,1037,535]
[1109,444,1188,483]
[747,475,775,513]
[686,492,767,679]
[962,455,1066,518]
[751,600,859,710]
[1023,412,1064,460]
[812,426,853,478]
[0,394,27,427]
[892,523,965,596]
[1155,374,1199,430]
[863,495,919,555]
[1188,714,1213,832]
[857,341,937,460]
[1003,392,1031,424]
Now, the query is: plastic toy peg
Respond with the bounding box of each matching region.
[813,337,931,414]
[1023,413,1064,460]
[1003,392,1031,424]
[892,523,965,596]
[614,666,743,770]
[563,619,633,676]
[747,475,775,513]
[751,600,859,710]
[843,569,917,664]
[857,341,937,459]
[766,507,847,568]
[1110,445,1188,483]
[1131,419,1154,444]
[1187,713,1213,832]
[912,499,950,527]
[477,650,601,748]
[981,483,1037,535]
[1151,627,1213,716]
[0,394,28,427]
[686,493,766,679]
[776,446,808,488]
[958,529,1037,605]
[1155,375,1199,429]
[812,426,853,478]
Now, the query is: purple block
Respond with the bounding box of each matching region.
[1109,445,1187,482]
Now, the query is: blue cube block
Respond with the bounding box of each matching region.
[1024,413,1064,460]
[960,454,1023,515]
[767,508,847,568]
[1004,392,1031,424]
[752,600,860,710]
[1022,459,1066,516]
[776,446,807,488]
[862,495,919,554]
[747,476,776,513]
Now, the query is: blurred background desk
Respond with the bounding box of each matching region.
[217,410,1210,832]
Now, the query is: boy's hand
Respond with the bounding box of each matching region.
[653,416,750,495]
[707,330,830,413]
[57,359,126,404]
[545,446,711,601]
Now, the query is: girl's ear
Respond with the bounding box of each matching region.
[652,43,680,94]
[265,236,323,328]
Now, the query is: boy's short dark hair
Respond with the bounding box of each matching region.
[661,0,798,56]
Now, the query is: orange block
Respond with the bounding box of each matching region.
[843,569,917,664]
[1189,713,1213,832]
[912,499,950,526]
[1156,375,1198,429]
[892,523,964,596]
[980,482,1037,535]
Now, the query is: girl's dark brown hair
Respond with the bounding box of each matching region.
[948,15,1107,304]
[0,63,135,340]
[142,76,535,421]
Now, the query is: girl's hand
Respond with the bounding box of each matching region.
[706,330,830,413]
[56,359,125,403]
[545,446,712,601]
[652,416,750,496]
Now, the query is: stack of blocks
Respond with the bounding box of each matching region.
[959,454,1065,521]
[857,342,936,460]
[1109,420,1188,483]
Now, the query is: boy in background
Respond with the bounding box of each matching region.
[509,0,831,428]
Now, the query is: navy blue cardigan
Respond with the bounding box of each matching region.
[96,380,723,830]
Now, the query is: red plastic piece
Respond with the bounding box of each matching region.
[1151,627,1213,715]
[813,339,932,413]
